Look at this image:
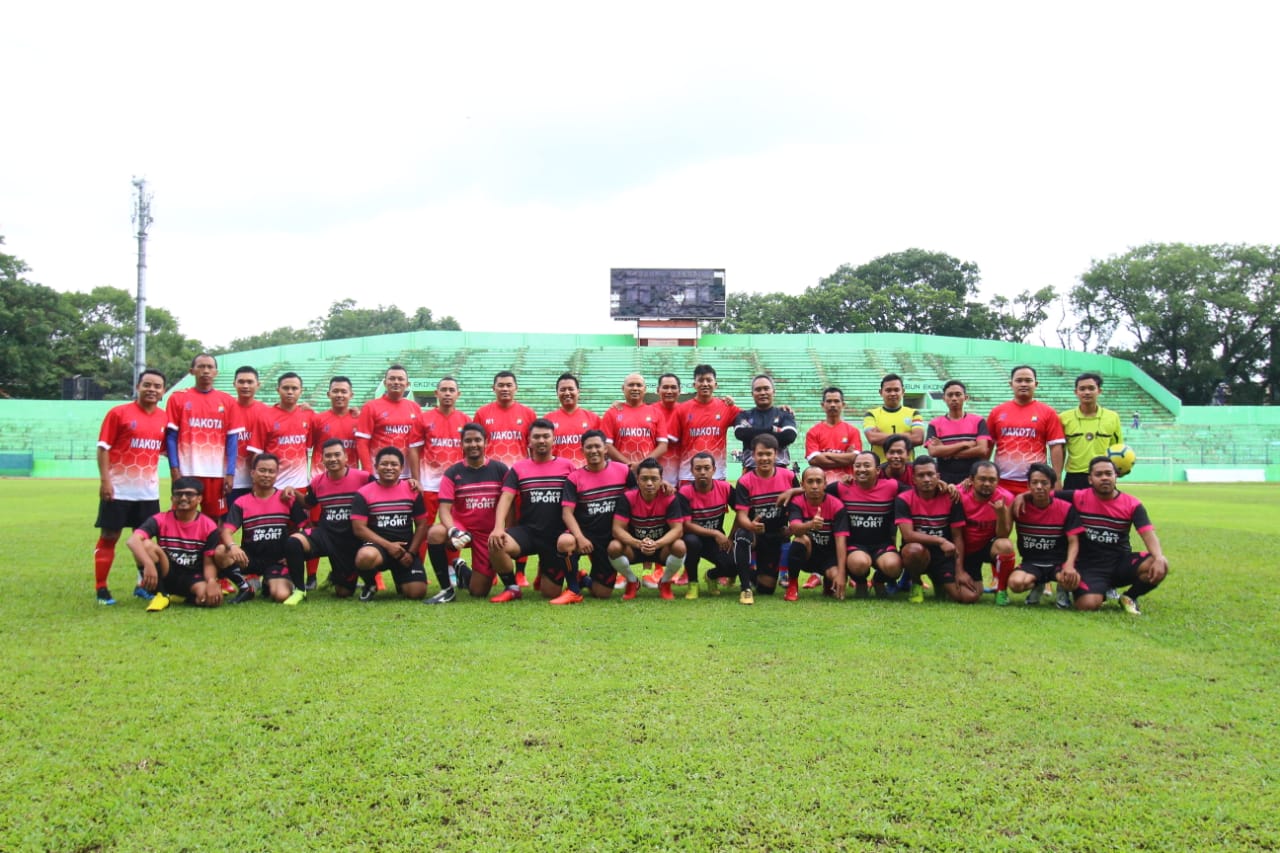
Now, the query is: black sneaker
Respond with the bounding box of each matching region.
[452,559,472,590]
[358,584,377,602]
[96,587,116,606]
[230,586,255,604]
[304,576,318,592]
[425,587,456,605]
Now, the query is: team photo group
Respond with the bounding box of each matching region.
[93,353,1170,615]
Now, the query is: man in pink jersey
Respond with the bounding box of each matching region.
[355,364,423,477]
[227,365,272,508]
[675,364,742,484]
[166,353,240,519]
[603,373,670,472]
[829,450,908,597]
[126,477,223,611]
[926,380,992,486]
[287,438,375,599]
[543,372,602,468]
[217,453,309,605]
[474,370,538,588]
[987,365,1066,495]
[350,447,431,601]
[956,460,1016,604]
[557,430,635,602]
[1007,463,1083,605]
[805,386,864,484]
[678,452,737,599]
[609,458,688,601]
[896,456,982,604]
[787,466,850,600]
[733,434,800,603]
[93,368,169,605]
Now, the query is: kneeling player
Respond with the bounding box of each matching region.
[895,456,982,604]
[732,434,800,602]
[286,438,374,599]
[126,477,223,611]
[786,466,850,600]
[1008,463,1083,604]
[831,451,906,597]
[558,430,635,602]
[217,453,309,604]
[678,452,738,599]
[957,460,1016,604]
[609,458,688,600]
[350,448,431,600]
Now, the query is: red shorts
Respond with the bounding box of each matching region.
[197,477,226,518]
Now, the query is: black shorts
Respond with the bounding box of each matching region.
[248,557,290,582]
[1078,551,1149,596]
[95,499,160,531]
[792,543,840,575]
[1017,562,1060,585]
[566,534,614,587]
[161,572,201,598]
[300,526,361,587]
[753,535,787,577]
[360,542,428,587]
[923,548,957,588]
[507,525,562,562]
[962,550,994,582]
[1062,473,1090,490]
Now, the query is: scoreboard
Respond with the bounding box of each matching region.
[609,268,726,320]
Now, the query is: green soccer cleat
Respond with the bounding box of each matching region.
[283,589,306,606]
[1119,594,1142,616]
[907,583,924,604]
[995,590,1010,606]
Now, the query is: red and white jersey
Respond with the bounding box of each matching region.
[232,400,272,489]
[987,400,1065,487]
[416,408,470,491]
[675,398,742,481]
[804,420,864,483]
[473,401,537,468]
[166,388,240,477]
[355,396,424,473]
[543,407,602,468]
[97,402,169,501]
[309,409,359,475]
[254,405,312,489]
[602,403,668,466]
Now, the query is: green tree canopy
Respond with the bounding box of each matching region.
[220,300,461,353]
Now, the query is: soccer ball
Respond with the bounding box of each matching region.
[1106,443,1136,476]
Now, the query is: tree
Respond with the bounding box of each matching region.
[313,299,460,341]
[1072,243,1280,404]
[223,326,319,353]
[0,242,83,398]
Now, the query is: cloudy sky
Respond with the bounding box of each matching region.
[4,1,1278,350]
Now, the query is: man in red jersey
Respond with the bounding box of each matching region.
[127,477,223,612]
[93,369,170,605]
[286,438,374,599]
[350,447,431,601]
[543,372,602,469]
[355,364,423,477]
[557,430,634,602]
[805,386,864,485]
[416,376,470,526]
[309,376,359,476]
[250,373,312,493]
[786,466,850,600]
[474,370,538,587]
[732,434,799,603]
[609,458,688,601]
[603,373,670,472]
[957,460,1016,604]
[675,364,741,484]
[217,453,309,605]
[166,353,240,520]
[678,452,736,599]
[896,456,982,604]
[227,365,272,509]
[655,373,683,486]
[987,365,1066,495]
[926,380,991,486]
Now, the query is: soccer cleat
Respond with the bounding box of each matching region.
[614,577,627,590]
[1105,588,1120,602]
[704,576,720,596]
[133,585,155,601]
[304,576,318,592]
[146,592,170,612]
[672,569,689,586]
[515,571,529,588]
[642,571,661,590]
[425,587,457,605]
[283,589,306,606]
[995,590,1010,606]
[490,587,522,603]
[907,583,924,604]
[891,573,913,595]
[803,574,822,589]
[685,582,699,600]
[453,559,473,590]
[1119,594,1142,616]
[1055,589,1072,609]
[784,582,799,602]
[739,589,754,605]
[622,581,640,601]
[219,578,236,595]
[1025,583,1045,605]
[873,580,889,598]
[549,590,583,605]
[659,581,675,601]
[853,584,869,600]
[983,586,997,594]
[358,584,377,602]
[96,587,116,606]
[230,586,256,604]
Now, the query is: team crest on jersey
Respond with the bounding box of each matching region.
[1031,416,1038,422]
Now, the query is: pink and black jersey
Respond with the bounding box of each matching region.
[310,410,359,475]
[926,413,989,484]
[678,480,733,535]
[355,396,424,473]
[826,478,906,549]
[602,404,668,465]
[416,408,470,491]
[1060,489,1153,563]
[958,485,1013,554]
[734,467,800,539]
[97,402,168,501]
[676,398,742,481]
[879,464,914,488]
[1015,497,1083,566]
[439,459,508,535]
[788,494,849,552]
[543,407,602,468]
[232,400,272,489]
[473,402,537,469]
[306,468,375,540]
[987,401,1065,487]
[351,480,428,544]
[503,457,575,532]
[255,405,312,489]
[895,490,966,553]
[561,461,634,541]
[615,489,688,542]
[805,421,864,483]
[136,511,219,575]
[166,388,240,477]
[224,491,307,563]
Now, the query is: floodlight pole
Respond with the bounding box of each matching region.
[131,178,154,394]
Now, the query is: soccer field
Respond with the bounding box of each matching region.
[2,480,1277,851]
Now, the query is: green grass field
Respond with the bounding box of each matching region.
[2,480,1277,851]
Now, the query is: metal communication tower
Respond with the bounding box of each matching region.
[131,178,154,392]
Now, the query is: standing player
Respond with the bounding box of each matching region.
[228,366,272,508]
[926,380,992,485]
[829,451,907,597]
[786,467,850,600]
[805,387,864,484]
[895,456,982,604]
[310,376,359,475]
[732,434,800,602]
[488,419,575,603]
[1059,372,1124,489]
[93,369,169,604]
[655,373,684,487]
[355,364,423,478]
[126,477,223,612]
[543,373,602,468]
[1007,463,1083,604]
[251,373,312,492]
[350,447,431,601]
[957,461,1016,604]
[603,373,670,472]
[165,353,239,519]
[678,452,737,599]
[987,365,1066,494]
[864,374,924,463]
[675,364,742,483]
[286,438,374,599]
[474,370,538,588]
[416,376,470,538]
[609,458,688,601]
[734,375,798,471]
[217,453,309,605]
[557,430,635,602]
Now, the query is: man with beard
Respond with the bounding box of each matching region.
[557,430,635,602]
[895,456,982,604]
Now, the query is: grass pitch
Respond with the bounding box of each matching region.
[1,480,1277,851]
